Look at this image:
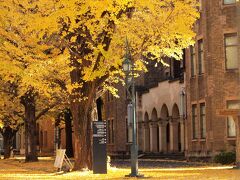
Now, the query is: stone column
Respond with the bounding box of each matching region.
[150,122,158,152]
[143,123,150,152]
[137,123,144,151]
[170,120,179,152]
[158,121,167,153]
[180,119,185,152]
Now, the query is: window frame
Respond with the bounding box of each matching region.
[200,103,206,139]
[192,104,198,139]
[224,33,238,70]
[190,46,196,77]
[226,100,240,138]
[223,0,236,5]
[198,39,204,75]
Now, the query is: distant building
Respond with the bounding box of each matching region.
[136,59,185,154]
[18,118,74,157]
[102,57,185,155]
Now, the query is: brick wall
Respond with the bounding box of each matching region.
[186,0,238,157]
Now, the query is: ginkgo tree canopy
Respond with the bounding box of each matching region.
[0,0,199,96]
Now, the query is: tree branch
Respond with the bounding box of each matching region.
[35,102,58,121]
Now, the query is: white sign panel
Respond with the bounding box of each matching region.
[54,149,66,168]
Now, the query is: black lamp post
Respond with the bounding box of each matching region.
[123,38,142,177]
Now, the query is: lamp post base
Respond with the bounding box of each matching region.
[125,173,144,178]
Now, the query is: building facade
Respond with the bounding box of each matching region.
[104,0,239,159]
[102,57,185,155]
[185,0,238,158]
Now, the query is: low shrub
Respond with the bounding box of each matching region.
[214,151,236,165]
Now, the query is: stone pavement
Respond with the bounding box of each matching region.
[111,159,217,168]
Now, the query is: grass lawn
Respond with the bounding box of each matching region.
[0,157,239,179]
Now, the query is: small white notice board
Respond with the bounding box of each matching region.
[54,149,66,168]
[54,149,73,171]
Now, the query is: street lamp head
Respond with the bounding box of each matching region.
[122,56,132,74]
[122,37,133,74]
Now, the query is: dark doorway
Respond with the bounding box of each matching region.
[166,123,170,152]
[178,122,181,152]
[157,127,160,152]
[96,98,103,121]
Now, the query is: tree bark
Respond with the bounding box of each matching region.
[71,101,93,170]
[21,92,38,162]
[2,126,16,159]
[65,109,74,158]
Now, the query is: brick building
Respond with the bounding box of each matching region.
[103,0,239,159]
[185,0,238,158]
[102,57,185,155]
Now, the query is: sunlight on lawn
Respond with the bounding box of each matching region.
[0,168,201,180]
[0,159,239,180]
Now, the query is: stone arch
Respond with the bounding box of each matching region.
[144,112,149,122]
[160,104,169,120]
[171,103,181,152]
[150,108,159,152]
[96,97,103,121]
[172,104,180,119]
[160,104,170,152]
[143,112,150,152]
[151,108,158,121]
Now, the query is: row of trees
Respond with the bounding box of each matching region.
[0,0,199,170]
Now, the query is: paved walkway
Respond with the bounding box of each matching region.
[111,159,211,168]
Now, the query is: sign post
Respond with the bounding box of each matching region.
[92,121,107,174]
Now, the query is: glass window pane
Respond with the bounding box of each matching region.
[226,47,238,69]
[228,101,240,109]
[190,46,196,76]
[226,36,238,46]
[224,0,236,5]
[199,41,203,50]
[202,115,206,138]
[200,104,206,138]
[198,40,204,74]
[227,101,240,137]
[191,57,196,76]
[192,105,197,139]
[191,46,195,54]
[228,118,236,137]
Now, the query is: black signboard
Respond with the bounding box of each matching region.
[92,121,107,174]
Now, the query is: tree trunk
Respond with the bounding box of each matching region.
[3,140,11,159]
[71,101,93,170]
[69,54,96,171]
[65,109,74,158]
[24,119,29,160]
[21,92,38,162]
[27,108,38,162]
[2,126,16,159]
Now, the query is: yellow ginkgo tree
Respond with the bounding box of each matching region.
[0,0,199,170]
[0,1,72,162]
[0,80,24,159]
